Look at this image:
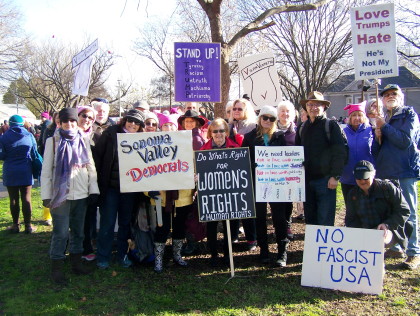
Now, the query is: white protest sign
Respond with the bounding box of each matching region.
[72,56,94,96]
[255,146,305,202]
[117,131,195,192]
[301,225,385,295]
[238,52,282,110]
[72,39,99,68]
[350,3,398,80]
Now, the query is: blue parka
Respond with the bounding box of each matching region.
[341,123,374,185]
[372,105,420,180]
[0,125,35,186]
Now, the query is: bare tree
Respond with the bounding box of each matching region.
[14,40,123,116]
[0,1,27,85]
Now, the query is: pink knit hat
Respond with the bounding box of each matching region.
[157,113,180,129]
[41,111,50,119]
[343,101,366,116]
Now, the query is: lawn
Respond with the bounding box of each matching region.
[0,173,419,315]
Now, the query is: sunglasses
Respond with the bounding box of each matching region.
[127,118,142,126]
[232,107,243,112]
[383,92,398,98]
[80,113,94,121]
[146,122,157,127]
[61,119,77,124]
[212,129,226,134]
[261,115,276,122]
[92,97,109,104]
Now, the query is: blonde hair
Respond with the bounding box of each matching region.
[228,98,256,124]
[256,115,277,139]
[207,118,228,139]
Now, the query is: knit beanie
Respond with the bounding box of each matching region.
[59,108,78,122]
[9,115,24,127]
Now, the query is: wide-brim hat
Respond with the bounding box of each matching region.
[299,91,331,110]
[177,110,205,127]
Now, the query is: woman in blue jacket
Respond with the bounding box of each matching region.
[0,115,39,233]
[340,103,374,208]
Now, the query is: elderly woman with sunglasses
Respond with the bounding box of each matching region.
[144,112,160,132]
[242,105,290,266]
[77,105,97,137]
[95,109,146,269]
[199,118,241,266]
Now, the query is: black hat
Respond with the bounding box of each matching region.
[177,110,205,127]
[125,109,146,127]
[59,108,78,122]
[353,160,375,180]
[379,84,401,96]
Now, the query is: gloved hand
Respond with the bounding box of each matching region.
[42,199,51,208]
[88,194,100,206]
[148,191,160,200]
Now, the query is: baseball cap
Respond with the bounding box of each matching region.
[353,160,375,180]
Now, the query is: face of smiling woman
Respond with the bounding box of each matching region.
[124,118,141,133]
[78,110,95,132]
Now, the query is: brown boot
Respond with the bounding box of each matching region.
[70,253,92,275]
[51,259,68,285]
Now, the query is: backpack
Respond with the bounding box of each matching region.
[298,118,349,164]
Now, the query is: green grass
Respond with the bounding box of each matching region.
[0,167,419,315]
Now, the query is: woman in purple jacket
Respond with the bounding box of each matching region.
[340,102,374,207]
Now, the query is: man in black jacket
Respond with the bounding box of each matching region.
[345,160,412,251]
[295,91,348,226]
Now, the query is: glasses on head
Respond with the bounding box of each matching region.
[92,97,109,104]
[383,92,398,98]
[127,118,142,126]
[212,129,226,134]
[261,115,276,122]
[80,113,94,121]
[232,107,244,112]
[61,119,77,124]
[146,122,157,127]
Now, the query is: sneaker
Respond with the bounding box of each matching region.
[24,224,37,234]
[82,253,97,261]
[402,256,420,270]
[7,223,19,233]
[287,228,294,240]
[247,241,257,251]
[97,261,110,269]
[384,248,406,259]
[118,257,132,268]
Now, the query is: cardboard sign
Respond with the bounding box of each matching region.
[350,3,398,80]
[195,148,255,222]
[72,39,99,68]
[117,131,195,192]
[237,52,282,110]
[174,42,221,102]
[255,146,305,202]
[301,225,385,295]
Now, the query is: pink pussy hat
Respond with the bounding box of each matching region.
[157,113,180,129]
[343,101,366,116]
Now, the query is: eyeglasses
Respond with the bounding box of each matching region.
[232,107,244,112]
[127,118,142,126]
[212,129,226,134]
[92,97,109,104]
[306,103,323,107]
[61,119,77,124]
[186,107,193,110]
[80,113,94,121]
[261,115,276,122]
[383,92,398,98]
[145,122,157,127]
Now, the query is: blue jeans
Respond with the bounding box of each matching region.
[392,178,419,256]
[96,188,137,264]
[49,198,88,260]
[304,177,336,226]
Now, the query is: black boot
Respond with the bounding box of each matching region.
[259,240,270,264]
[70,253,92,275]
[276,240,289,267]
[51,259,68,285]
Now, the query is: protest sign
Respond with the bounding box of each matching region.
[350,3,398,80]
[255,146,305,202]
[301,225,385,295]
[72,39,98,96]
[237,52,281,110]
[174,42,221,102]
[195,148,255,222]
[117,131,195,192]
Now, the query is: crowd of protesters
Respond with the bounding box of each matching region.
[1,83,419,285]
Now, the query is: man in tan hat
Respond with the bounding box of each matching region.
[295,91,348,226]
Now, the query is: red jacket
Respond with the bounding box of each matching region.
[200,136,240,150]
